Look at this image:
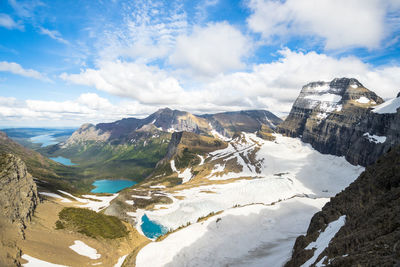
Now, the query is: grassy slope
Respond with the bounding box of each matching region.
[56,207,128,239]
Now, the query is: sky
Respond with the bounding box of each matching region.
[0,0,400,127]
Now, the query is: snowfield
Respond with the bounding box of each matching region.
[131,133,364,266]
[131,134,363,231]
[136,197,329,267]
[372,96,400,114]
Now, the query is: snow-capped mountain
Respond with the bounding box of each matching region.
[278,77,400,166]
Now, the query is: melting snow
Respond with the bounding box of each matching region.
[363,133,386,144]
[355,96,371,104]
[301,215,346,267]
[170,160,178,173]
[150,185,166,189]
[180,168,193,183]
[69,240,101,260]
[372,97,400,114]
[198,155,205,165]
[22,254,67,267]
[39,192,72,203]
[130,134,363,231]
[79,194,118,212]
[114,254,128,267]
[136,198,329,267]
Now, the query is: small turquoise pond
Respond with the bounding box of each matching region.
[90,179,137,193]
[50,156,76,166]
[141,214,168,239]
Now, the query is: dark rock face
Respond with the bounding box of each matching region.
[278,77,399,166]
[285,146,400,267]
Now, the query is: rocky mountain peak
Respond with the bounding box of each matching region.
[278,78,399,166]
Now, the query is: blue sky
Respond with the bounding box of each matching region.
[0,0,399,127]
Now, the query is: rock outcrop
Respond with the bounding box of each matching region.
[0,153,39,228]
[278,77,400,166]
[0,153,40,266]
[285,146,400,267]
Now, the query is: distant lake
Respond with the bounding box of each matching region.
[90,179,137,194]
[30,134,57,147]
[141,214,168,239]
[50,156,76,166]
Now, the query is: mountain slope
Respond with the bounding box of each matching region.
[44,108,281,184]
[278,77,399,166]
[285,146,400,267]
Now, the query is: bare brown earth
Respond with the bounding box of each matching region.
[19,196,149,267]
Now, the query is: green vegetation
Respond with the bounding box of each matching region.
[41,134,170,184]
[56,207,128,239]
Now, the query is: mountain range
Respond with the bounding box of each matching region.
[1,77,399,266]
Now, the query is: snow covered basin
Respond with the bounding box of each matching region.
[141,214,168,239]
[91,179,137,193]
[50,156,76,166]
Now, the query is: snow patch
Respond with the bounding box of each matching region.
[372,97,400,114]
[198,155,205,165]
[363,133,386,144]
[125,200,134,205]
[150,185,166,189]
[179,168,193,183]
[170,160,178,173]
[69,240,101,260]
[305,93,342,103]
[301,215,346,267]
[39,192,72,203]
[22,254,67,267]
[79,194,118,212]
[114,254,128,267]
[355,96,371,104]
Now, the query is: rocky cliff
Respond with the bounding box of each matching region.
[285,145,400,267]
[0,153,40,266]
[278,77,400,166]
[0,153,39,228]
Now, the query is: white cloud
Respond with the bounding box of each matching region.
[0,93,156,127]
[60,61,185,105]
[58,48,400,118]
[0,61,49,81]
[247,0,397,50]
[0,13,23,30]
[39,27,69,44]
[170,22,252,76]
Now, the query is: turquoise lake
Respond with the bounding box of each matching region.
[30,134,58,147]
[141,214,168,239]
[50,156,76,166]
[90,179,137,193]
